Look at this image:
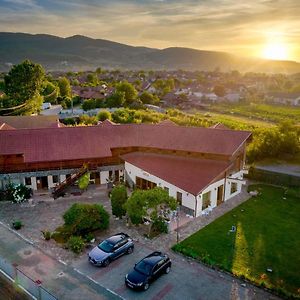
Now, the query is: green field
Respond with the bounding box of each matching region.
[173,184,300,298]
[209,103,300,124]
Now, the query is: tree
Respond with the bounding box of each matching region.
[63,203,109,236]
[82,99,96,111]
[140,91,160,105]
[87,73,98,85]
[125,188,177,225]
[213,85,225,97]
[97,110,112,121]
[58,77,71,98]
[111,184,127,218]
[115,81,137,105]
[42,81,58,104]
[106,91,125,108]
[4,60,45,110]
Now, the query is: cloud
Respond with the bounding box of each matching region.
[0,0,299,60]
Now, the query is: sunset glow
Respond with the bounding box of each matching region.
[262,43,289,60]
[0,0,299,62]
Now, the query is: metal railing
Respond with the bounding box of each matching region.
[0,255,57,300]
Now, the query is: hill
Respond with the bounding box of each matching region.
[0,32,300,73]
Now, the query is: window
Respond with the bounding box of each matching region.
[25,177,31,185]
[176,192,182,205]
[231,182,238,194]
[53,175,59,183]
[164,187,169,194]
[202,191,211,210]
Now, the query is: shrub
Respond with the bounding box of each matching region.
[151,217,168,234]
[67,236,85,254]
[84,232,94,243]
[41,230,51,241]
[63,203,109,236]
[97,110,111,122]
[52,225,73,244]
[111,184,127,218]
[78,173,90,190]
[12,220,22,230]
[3,183,32,203]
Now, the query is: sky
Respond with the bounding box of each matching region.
[0,0,299,61]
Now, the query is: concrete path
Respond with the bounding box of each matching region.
[0,223,120,300]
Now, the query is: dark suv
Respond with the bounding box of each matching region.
[88,233,134,267]
[125,251,171,291]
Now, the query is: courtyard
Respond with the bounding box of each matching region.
[173,184,300,298]
[0,183,281,299]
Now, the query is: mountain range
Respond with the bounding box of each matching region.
[0,32,300,73]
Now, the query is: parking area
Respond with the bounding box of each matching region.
[74,240,277,300]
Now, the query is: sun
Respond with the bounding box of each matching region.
[262,43,288,60]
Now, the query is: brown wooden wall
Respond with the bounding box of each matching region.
[0,144,247,174]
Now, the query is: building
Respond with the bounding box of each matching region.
[0,121,251,217]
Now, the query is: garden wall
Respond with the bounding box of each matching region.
[246,167,300,187]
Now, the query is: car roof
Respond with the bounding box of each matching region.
[142,252,167,266]
[106,233,128,245]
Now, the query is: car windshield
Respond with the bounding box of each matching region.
[134,260,152,276]
[98,240,114,253]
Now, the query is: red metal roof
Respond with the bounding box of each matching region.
[0,116,63,129]
[0,123,15,130]
[0,123,251,164]
[121,152,230,195]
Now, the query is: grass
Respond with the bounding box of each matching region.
[173,184,300,298]
[208,103,300,124]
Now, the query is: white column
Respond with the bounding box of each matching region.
[60,174,66,182]
[31,177,37,190]
[100,171,109,184]
[47,175,54,189]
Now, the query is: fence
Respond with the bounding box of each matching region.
[246,167,300,187]
[0,255,57,300]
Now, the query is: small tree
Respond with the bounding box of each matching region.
[125,188,177,225]
[63,203,109,236]
[78,173,90,191]
[58,77,71,98]
[111,184,127,218]
[97,110,112,122]
[115,81,137,105]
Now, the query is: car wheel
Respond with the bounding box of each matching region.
[126,246,134,254]
[102,259,110,267]
[144,282,149,291]
[165,266,171,274]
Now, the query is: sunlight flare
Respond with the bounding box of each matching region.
[262,42,288,60]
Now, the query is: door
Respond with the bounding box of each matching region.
[217,185,224,205]
[36,176,48,189]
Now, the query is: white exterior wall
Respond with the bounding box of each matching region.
[100,171,109,184]
[125,162,196,214]
[196,170,244,217]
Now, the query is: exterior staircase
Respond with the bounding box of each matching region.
[52,165,89,199]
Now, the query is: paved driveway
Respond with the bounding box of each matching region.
[73,240,278,300]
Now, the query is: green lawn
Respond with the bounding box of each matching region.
[173,184,300,298]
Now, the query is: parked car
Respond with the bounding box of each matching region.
[125,251,171,291]
[88,233,134,267]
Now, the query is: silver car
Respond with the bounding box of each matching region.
[88,233,134,267]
